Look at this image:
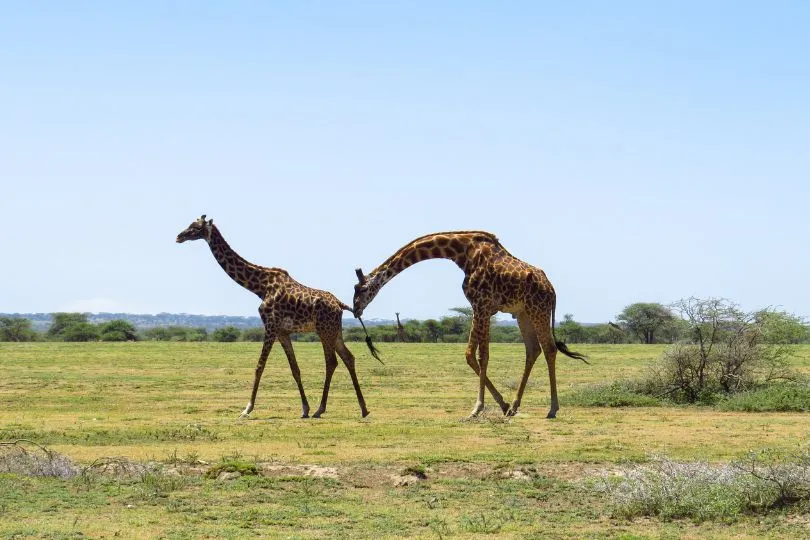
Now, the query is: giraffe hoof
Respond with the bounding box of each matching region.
[361,409,370,418]
[312,410,324,418]
[506,407,518,417]
[546,411,557,419]
[301,413,310,419]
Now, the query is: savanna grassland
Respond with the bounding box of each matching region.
[1,342,809,538]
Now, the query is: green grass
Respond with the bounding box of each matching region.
[718,383,810,412]
[1,342,810,538]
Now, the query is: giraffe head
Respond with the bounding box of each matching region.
[352,268,383,317]
[176,215,213,243]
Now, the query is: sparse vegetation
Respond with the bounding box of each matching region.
[0,341,809,537]
[598,449,810,521]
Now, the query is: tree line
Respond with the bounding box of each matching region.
[1,302,807,344]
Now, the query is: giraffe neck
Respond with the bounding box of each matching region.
[207,226,267,297]
[367,231,498,291]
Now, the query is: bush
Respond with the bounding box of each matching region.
[644,298,799,404]
[99,320,138,341]
[242,327,264,342]
[61,322,100,342]
[718,383,810,412]
[212,326,241,342]
[568,380,662,408]
[0,317,37,342]
[598,450,810,521]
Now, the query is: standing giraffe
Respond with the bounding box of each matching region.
[395,312,407,342]
[353,231,587,419]
[177,215,377,419]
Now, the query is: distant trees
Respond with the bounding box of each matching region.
[99,320,138,342]
[0,317,36,342]
[242,327,265,342]
[212,326,241,342]
[47,313,99,342]
[557,314,586,344]
[756,310,808,345]
[0,305,807,345]
[616,303,677,344]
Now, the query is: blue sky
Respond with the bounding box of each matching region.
[2,1,808,322]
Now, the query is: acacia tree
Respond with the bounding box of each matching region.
[99,320,138,341]
[47,312,89,340]
[0,317,36,342]
[616,303,675,344]
[557,313,585,343]
[653,297,796,402]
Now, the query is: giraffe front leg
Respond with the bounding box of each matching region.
[240,333,275,418]
[465,332,508,414]
[469,313,491,418]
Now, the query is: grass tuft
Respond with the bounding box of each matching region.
[718,383,810,412]
[567,380,662,408]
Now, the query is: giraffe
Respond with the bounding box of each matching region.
[353,231,587,419]
[177,215,377,419]
[395,312,407,342]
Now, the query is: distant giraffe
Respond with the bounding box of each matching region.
[177,215,378,419]
[353,231,587,419]
[395,312,407,342]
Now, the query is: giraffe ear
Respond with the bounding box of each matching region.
[355,268,366,284]
[208,219,213,226]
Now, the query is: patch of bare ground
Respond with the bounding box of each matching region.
[196,459,611,487]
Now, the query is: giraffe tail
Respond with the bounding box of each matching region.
[551,295,590,365]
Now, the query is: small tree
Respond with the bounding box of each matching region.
[557,313,586,343]
[61,322,100,342]
[617,303,675,344]
[99,320,138,342]
[756,310,808,344]
[0,317,37,342]
[47,313,89,340]
[423,319,442,342]
[242,327,264,342]
[212,326,241,342]
[648,297,797,403]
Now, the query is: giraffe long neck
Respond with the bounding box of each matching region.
[207,226,267,297]
[368,231,498,290]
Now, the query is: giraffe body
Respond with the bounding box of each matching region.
[353,231,586,418]
[177,215,370,419]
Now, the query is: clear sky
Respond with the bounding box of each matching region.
[2,1,808,322]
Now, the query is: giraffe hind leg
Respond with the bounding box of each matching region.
[506,312,542,417]
[336,337,370,418]
[278,334,310,418]
[530,312,559,419]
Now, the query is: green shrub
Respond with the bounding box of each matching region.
[597,450,810,521]
[567,380,662,408]
[718,384,810,412]
[211,326,240,342]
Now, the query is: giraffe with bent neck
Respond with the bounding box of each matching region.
[353,231,586,419]
[177,215,375,419]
